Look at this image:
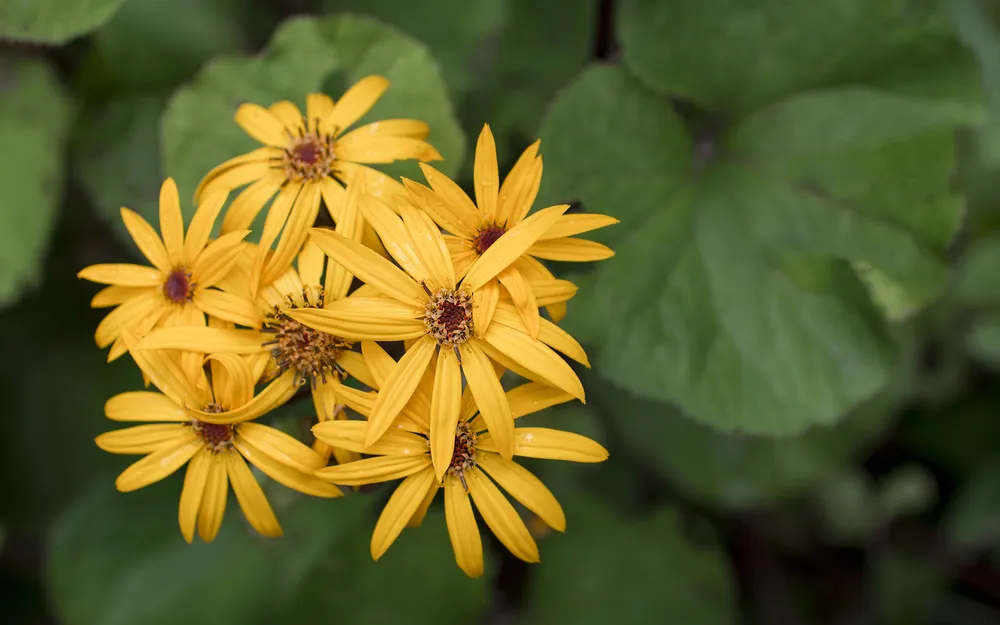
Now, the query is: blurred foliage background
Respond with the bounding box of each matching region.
[4,0,1000,624]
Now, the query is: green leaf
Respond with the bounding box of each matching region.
[319,0,505,96]
[876,463,938,521]
[521,495,736,625]
[291,506,489,624]
[74,94,168,251]
[618,0,983,119]
[943,457,1000,553]
[0,59,73,310]
[162,14,464,219]
[48,475,373,625]
[539,57,972,433]
[0,0,128,43]
[77,0,254,94]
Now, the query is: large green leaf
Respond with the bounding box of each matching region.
[162,14,464,217]
[0,59,73,310]
[618,0,982,119]
[520,495,736,625]
[0,0,128,43]
[539,52,977,433]
[48,476,373,625]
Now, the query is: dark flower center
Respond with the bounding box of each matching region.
[192,406,233,452]
[448,424,478,491]
[261,288,353,387]
[423,288,474,347]
[472,223,506,254]
[282,133,336,182]
[163,269,193,303]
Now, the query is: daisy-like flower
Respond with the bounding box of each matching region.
[135,180,374,452]
[287,192,589,479]
[194,75,442,294]
[403,124,618,332]
[78,178,251,361]
[311,356,609,578]
[95,334,340,543]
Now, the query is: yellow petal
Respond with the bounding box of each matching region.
[119,207,171,272]
[96,423,191,455]
[417,161,481,228]
[338,118,430,141]
[528,238,615,262]
[235,102,289,146]
[251,182,302,295]
[316,454,431,486]
[336,136,442,164]
[398,200,456,290]
[509,156,543,225]
[138,326,264,353]
[407,482,440,529]
[468,384,572,433]
[462,204,570,292]
[235,433,341,498]
[338,349,377,389]
[537,213,620,240]
[193,289,260,327]
[238,422,325,474]
[365,335,436,447]
[94,291,163,347]
[312,420,428,455]
[78,263,163,287]
[297,236,325,288]
[371,465,436,559]
[466,468,538,563]
[178,447,212,543]
[114,434,202,492]
[496,140,540,225]
[335,161,407,202]
[403,177,476,239]
[90,284,146,308]
[124,332,209,407]
[472,338,543,386]
[225,451,282,538]
[481,324,585,401]
[492,303,589,367]
[356,195,433,286]
[480,427,609,463]
[323,175,364,299]
[204,352,255,410]
[191,371,297,425]
[105,391,188,422]
[262,182,322,286]
[546,301,567,324]
[287,297,424,341]
[497,265,540,339]
[220,173,282,233]
[324,75,390,135]
[527,279,578,306]
[191,230,252,287]
[430,346,463,480]
[304,93,333,131]
[268,100,304,134]
[159,178,185,266]
[309,228,425,305]
[444,476,484,577]
[196,149,278,203]
[477,453,565,531]
[473,125,499,221]
[472,276,499,335]
[184,190,228,265]
[460,343,514,459]
[197,454,228,542]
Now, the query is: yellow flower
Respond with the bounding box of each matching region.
[195,76,442,294]
[312,354,608,578]
[403,124,618,332]
[95,335,341,543]
[78,178,250,362]
[288,191,589,479]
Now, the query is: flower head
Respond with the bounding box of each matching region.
[78,178,250,362]
[194,76,443,295]
[312,355,608,577]
[287,191,590,478]
[403,124,619,331]
[95,334,340,543]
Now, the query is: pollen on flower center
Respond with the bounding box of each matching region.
[447,423,478,490]
[423,288,474,347]
[192,405,234,452]
[283,131,336,182]
[162,268,193,303]
[261,287,353,387]
[472,223,506,254]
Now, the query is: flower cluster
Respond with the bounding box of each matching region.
[79,76,617,577]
